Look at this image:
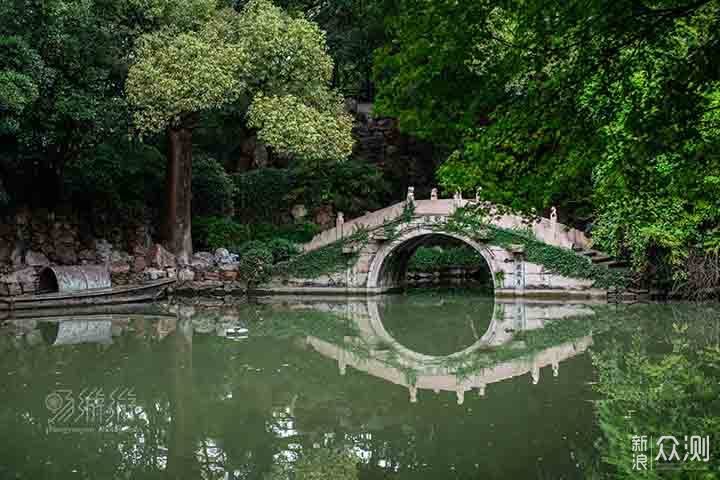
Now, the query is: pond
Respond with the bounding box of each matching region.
[0,290,718,479]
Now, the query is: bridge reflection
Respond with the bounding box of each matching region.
[267,296,596,404]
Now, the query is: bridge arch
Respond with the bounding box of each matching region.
[366,226,498,291]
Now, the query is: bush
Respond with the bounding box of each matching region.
[234,238,298,263]
[193,216,246,251]
[237,247,273,286]
[408,246,483,272]
[192,154,235,217]
[194,218,319,252]
[64,139,165,216]
[292,161,391,218]
[267,238,298,262]
[233,168,293,223]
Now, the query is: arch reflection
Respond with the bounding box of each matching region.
[293,296,595,404]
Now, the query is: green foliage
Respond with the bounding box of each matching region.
[0,36,43,135]
[235,238,297,263]
[294,448,358,480]
[234,162,391,222]
[64,139,165,215]
[193,216,318,252]
[291,161,391,217]
[268,447,358,480]
[248,92,354,163]
[233,168,293,223]
[274,231,367,279]
[193,216,245,251]
[267,238,298,262]
[127,0,353,160]
[237,246,273,285]
[593,326,720,478]
[443,208,627,288]
[375,0,720,285]
[126,24,246,134]
[408,246,483,273]
[0,0,150,206]
[192,154,235,217]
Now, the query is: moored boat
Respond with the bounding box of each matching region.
[0,266,175,312]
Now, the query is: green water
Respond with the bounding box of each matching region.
[0,291,718,479]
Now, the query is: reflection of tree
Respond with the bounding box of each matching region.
[167,319,200,478]
[591,306,720,479]
[269,447,359,480]
[12,300,717,479]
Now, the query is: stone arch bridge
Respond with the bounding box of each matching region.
[274,195,617,298]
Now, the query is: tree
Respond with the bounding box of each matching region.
[126,0,353,261]
[374,0,720,284]
[0,0,146,208]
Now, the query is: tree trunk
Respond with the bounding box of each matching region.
[163,126,193,263]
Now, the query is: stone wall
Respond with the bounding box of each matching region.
[0,208,153,295]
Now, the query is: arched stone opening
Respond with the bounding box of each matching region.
[367,228,497,292]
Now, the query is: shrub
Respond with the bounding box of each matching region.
[234,238,298,263]
[408,246,483,272]
[292,161,391,218]
[267,238,298,262]
[192,154,235,217]
[64,139,165,215]
[193,216,246,251]
[233,168,293,223]
[237,247,273,285]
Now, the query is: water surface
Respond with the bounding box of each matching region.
[1,291,718,479]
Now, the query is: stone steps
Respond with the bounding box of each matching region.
[572,244,628,269]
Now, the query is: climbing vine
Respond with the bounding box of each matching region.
[273,201,415,280]
[440,206,628,289]
[273,229,369,279]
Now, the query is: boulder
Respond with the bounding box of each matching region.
[78,249,96,263]
[147,244,176,269]
[220,269,238,281]
[10,243,24,268]
[191,252,215,271]
[0,267,37,295]
[144,268,166,281]
[214,248,237,265]
[0,243,12,264]
[314,205,334,229]
[109,262,131,275]
[178,268,195,282]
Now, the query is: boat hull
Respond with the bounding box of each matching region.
[0,278,175,312]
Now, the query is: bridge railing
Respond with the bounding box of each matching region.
[301,196,591,253]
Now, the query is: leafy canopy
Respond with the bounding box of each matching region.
[126,0,353,163]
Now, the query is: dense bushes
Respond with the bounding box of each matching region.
[291,162,391,218]
[64,139,165,216]
[192,154,235,217]
[193,216,318,251]
[232,162,392,223]
[408,246,484,272]
[233,168,294,223]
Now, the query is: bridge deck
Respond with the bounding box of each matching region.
[301,199,591,253]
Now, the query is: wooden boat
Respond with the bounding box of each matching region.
[0,269,175,312]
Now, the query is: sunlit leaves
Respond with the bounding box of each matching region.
[126,0,353,162]
[126,28,247,133]
[248,92,353,162]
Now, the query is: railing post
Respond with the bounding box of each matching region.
[336,212,344,241]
